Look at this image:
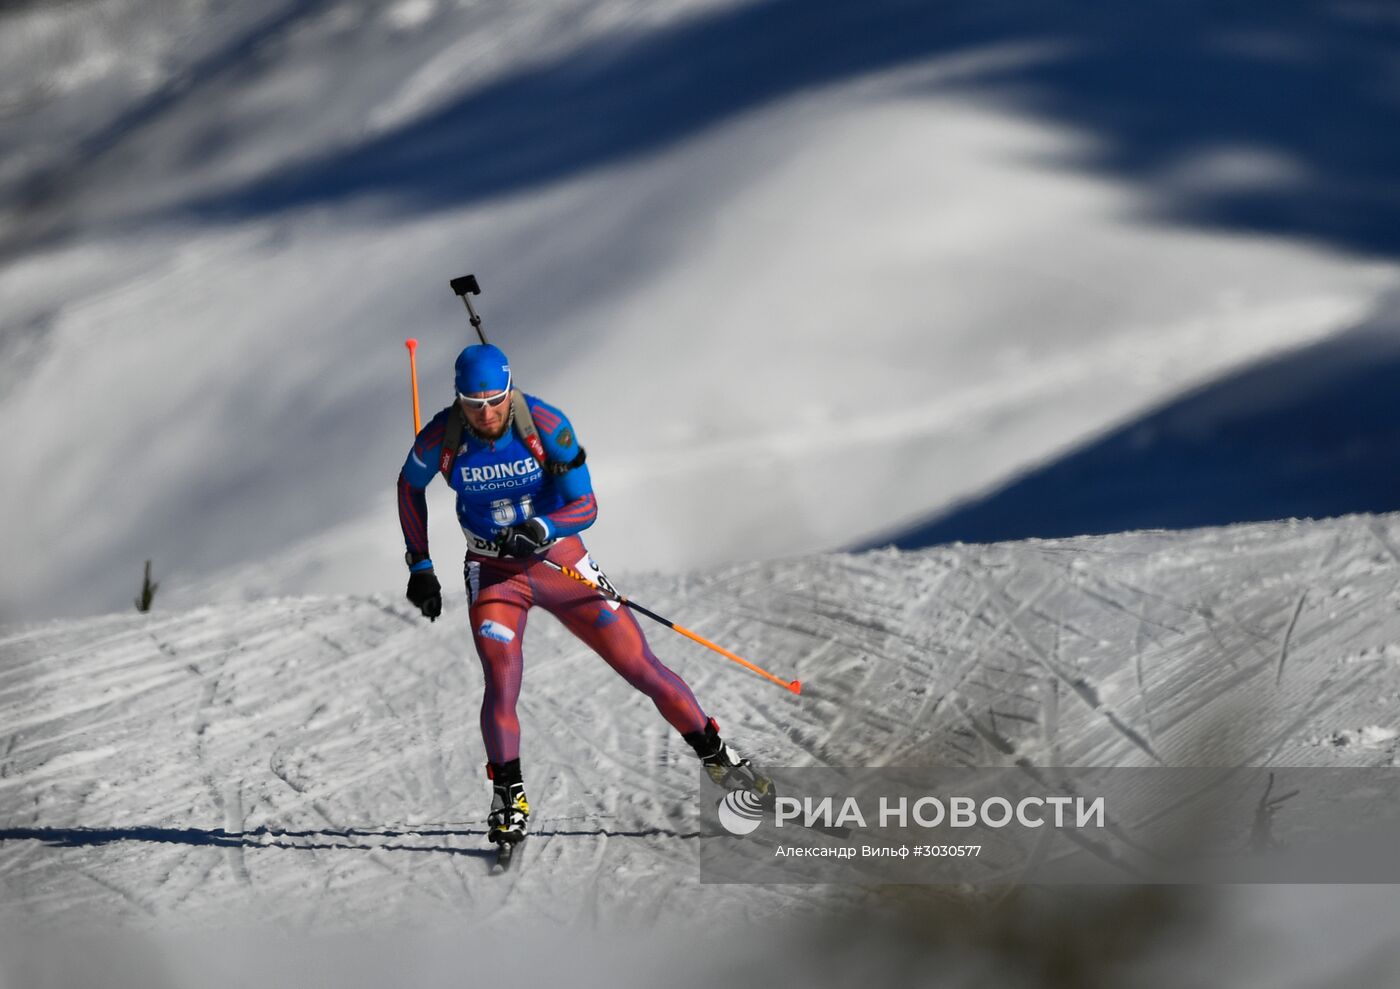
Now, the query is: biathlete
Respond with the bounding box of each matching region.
[397,344,771,846]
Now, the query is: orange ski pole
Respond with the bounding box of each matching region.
[542,559,801,695]
[405,338,422,434]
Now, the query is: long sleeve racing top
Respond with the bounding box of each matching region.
[397,394,597,560]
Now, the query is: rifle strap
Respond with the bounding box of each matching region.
[509,389,548,466]
[438,403,467,481]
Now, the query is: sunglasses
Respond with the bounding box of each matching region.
[458,386,511,409]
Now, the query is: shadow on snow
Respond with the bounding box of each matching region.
[0,824,701,858]
[865,295,1400,550]
[21,0,1398,263]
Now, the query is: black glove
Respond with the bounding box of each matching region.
[407,568,442,621]
[496,518,550,558]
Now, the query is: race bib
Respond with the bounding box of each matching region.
[573,551,621,611]
[465,559,482,603]
[463,529,501,557]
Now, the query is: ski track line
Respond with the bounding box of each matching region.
[1036,560,1156,660]
[1315,533,1347,574]
[1143,592,1307,732]
[164,852,218,915]
[727,606,858,661]
[0,622,180,674]
[1095,572,1226,633]
[875,577,1051,766]
[1199,612,1253,673]
[1,666,196,738]
[1132,619,1159,751]
[12,636,266,750]
[1042,675,1062,763]
[370,682,403,723]
[739,677,832,766]
[76,867,158,919]
[1159,596,1282,666]
[1152,653,1280,739]
[979,573,1165,764]
[1076,577,1188,638]
[255,718,462,821]
[1100,674,1380,855]
[1367,520,1400,568]
[1038,580,1165,760]
[1102,562,1285,643]
[527,689,694,807]
[1163,647,1360,763]
[956,703,1020,762]
[301,869,338,930]
[1022,593,1109,651]
[5,704,181,776]
[1274,591,1308,687]
[414,688,459,821]
[1254,672,1380,767]
[222,780,252,887]
[1301,576,1391,643]
[570,834,610,929]
[443,835,478,912]
[767,605,882,764]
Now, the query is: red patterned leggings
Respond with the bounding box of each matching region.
[466,536,708,764]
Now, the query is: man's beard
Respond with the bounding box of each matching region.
[465,404,513,442]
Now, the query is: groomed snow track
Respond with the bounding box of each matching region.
[4,513,1400,932]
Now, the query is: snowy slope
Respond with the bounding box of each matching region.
[5,513,1400,981]
[2,0,1398,623]
[5,3,1400,984]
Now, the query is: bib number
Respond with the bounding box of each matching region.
[490,495,534,527]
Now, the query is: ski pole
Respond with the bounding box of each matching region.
[450,274,489,344]
[541,558,802,695]
[404,338,422,434]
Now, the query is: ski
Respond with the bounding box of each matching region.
[491,836,524,873]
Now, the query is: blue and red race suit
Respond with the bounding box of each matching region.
[396,395,708,764]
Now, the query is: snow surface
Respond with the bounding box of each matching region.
[2,0,1398,621]
[6,0,1400,984]
[6,514,1400,985]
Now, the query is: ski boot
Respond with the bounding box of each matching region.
[684,718,777,803]
[486,758,530,846]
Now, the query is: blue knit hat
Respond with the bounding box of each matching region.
[454,344,512,396]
